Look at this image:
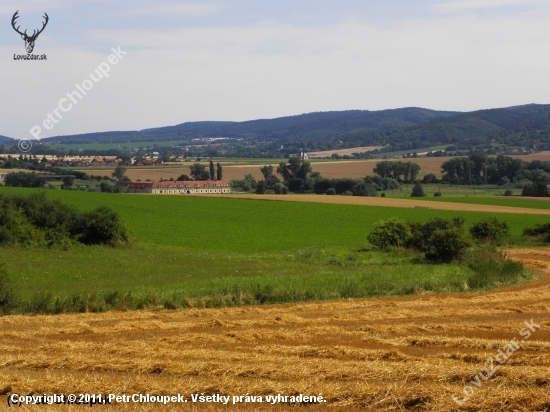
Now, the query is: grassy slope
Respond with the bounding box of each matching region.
[1,187,547,251]
[0,187,545,307]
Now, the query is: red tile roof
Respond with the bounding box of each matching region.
[152,180,230,189]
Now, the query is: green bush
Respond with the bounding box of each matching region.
[411,181,426,197]
[407,217,472,262]
[351,182,377,197]
[326,188,336,195]
[273,183,288,194]
[367,218,411,249]
[434,191,442,197]
[523,222,550,242]
[470,218,509,240]
[78,206,130,246]
[423,227,473,262]
[0,192,129,248]
[522,182,550,197]
[504,189,513,196]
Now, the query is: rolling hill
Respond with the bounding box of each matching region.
[39,107,457,145]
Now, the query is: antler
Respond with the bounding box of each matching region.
[31,13,49,39]
[11,11,26,37]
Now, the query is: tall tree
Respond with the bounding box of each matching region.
[190,163,210,180]
[111,165,127,181]
[216,162,223,180]
[260,165,273,180]
[209,160,215,180]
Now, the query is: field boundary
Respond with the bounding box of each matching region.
[204,193,550,215]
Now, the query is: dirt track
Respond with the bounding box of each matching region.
[1,249,550,411]
[210,193,550,215]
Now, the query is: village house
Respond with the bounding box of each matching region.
[127,181,153,193]
[151,180,231,195]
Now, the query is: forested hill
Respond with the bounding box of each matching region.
[0,135,14,143]
[39,108,457,145]
[339,104,550,152]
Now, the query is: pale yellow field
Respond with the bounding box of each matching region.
[307,146,383,158]
[1,249,550,411]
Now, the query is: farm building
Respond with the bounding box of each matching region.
[151,180,231,195]
[127,181,154,193]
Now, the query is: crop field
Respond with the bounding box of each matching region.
[1,188,550,411]
[1,248,549,411]
[307,146,383,158]
[216,193,550,216]
[2,188,550,251]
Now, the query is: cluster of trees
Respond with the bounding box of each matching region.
[0,192,129,248]
[372,161,421,183]
[4,172,47,188]
[367,217,510,262]
[188,161,222,181]
[230,158,414,197]
[440,153,550,187]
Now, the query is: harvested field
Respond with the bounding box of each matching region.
[307,146,382,158]
[1,248,549,411]
[208,193,550,215]
[76,159,445,182]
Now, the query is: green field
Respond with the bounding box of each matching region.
[0,187,545,313]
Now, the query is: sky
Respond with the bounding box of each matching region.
[1,0,550,139]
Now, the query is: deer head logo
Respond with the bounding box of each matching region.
[11,11,49,54]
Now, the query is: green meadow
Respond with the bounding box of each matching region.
[0,187,546,313]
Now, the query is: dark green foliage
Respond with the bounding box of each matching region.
[77,206,130,246]
[209,160,215,180]
[277,158,312,185]
[288,178,304,191]
[0,192,129,248]
[434,191,442,197]
[99,181,112,192]
[216,162,223,180]
[177,174,191,181]
[63,176,74,188]
[405,217,472,262]
[255,180,267,194]
[423,227,473,262]
[422,173,438,184]
[522,182,550,197]
[326,188,336,195]
[504,189,513,196]
[260,165,274,180]
[470,218,509,240]
[265,175,280,189]
[273,183,288,194]
[111,165,127,181]
[4,172,46,188]
[373,161,421,183]
[339,105,550,154]
[523,222,550,242]
[351,182,377,197]
[190,163,211,180]
[365,176,400,190]
[367,218,411,249]
[411,181,426,197]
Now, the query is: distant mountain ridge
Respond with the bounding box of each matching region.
[339,104,550,151]
[3,104,550,154]
[37,107,458,145]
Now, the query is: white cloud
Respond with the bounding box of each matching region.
[3,5,550,139]
[0,0,67,15]
[432,0,545,13]
[132,3,221,16]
